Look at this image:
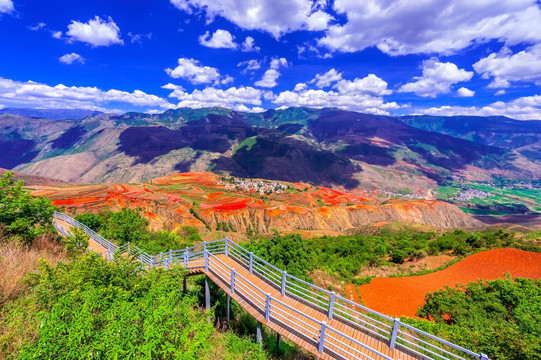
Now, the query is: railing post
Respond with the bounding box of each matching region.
[150,256,154,268]
[107,247,111,261]
[165,258,169,270]
[281,271,287,296]
[390,317,400,349]
[319,321,327,354]
[480,354,489,360]
[249,252,254,274]
[204,247,209,272]
[328,291,336,320]
[169,249,173,265]
[140,254,144,270]
[225,238,229,256]
[265,293,271,322]
[230,268,236,294]
[184,247,188,268]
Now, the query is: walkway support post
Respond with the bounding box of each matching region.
[226,294,230,326]
[183,275,187,294]
[205,275,211,324]
[277,333,281,348]
[249,252,254,274]
[328,291,336,319]
[204,242,209,272]
[265,293,271,322]
[256,321,262,346]
[319,321,327,354]
[390,318,400,349]
[281,271,287,296]
[230,268,236,294]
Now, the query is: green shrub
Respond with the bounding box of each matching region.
[0,172,55,243]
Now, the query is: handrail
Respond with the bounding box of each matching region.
[53,212,489,360]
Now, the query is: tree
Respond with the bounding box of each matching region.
[101,208,150,245]
[63,226,89,253]
[0,172,55,243]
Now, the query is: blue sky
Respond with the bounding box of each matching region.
[0,0,540,119]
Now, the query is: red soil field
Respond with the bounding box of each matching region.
[352,248,541,318]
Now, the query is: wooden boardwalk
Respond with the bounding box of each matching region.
[53,214,486,360]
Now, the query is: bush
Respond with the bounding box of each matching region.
[5,254,267,359]
[62,226,89,254]
[411,276,541,359]
[390,249,407,264]
[73,213,102,232]
[0,172,55,244]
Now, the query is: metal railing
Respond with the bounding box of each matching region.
[53,212,489,360]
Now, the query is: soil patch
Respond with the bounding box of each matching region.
[355,248,541,318]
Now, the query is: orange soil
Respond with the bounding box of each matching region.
[354,248,541,318]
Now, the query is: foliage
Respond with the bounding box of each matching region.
[2,254,266,360]
[406,276,541,360]
[74,210,204,255]
[246,234,313,280]
[73,212,102,231]
[0,172,55,243]
[101,208,150,245]
[62,226,89,254]
[247,228,526,283]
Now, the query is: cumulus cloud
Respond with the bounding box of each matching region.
[273,73,397,115]
[0,77,172,111]
[255,57,288,88]
[457,87,475,97]
[495,89,506,96]
[163,84,264,112]
[398,59,473,97]
[473,44,541,88]
[312,68,342,88]
[29,22,46,31]
[415,95,541,120]
[59,53,85,65]
[165,58,232,85]
[65,16,123,47]
[0,0,14,13]
[170,0,333,38]
[237,59,261,73]
[199,29,237,49]
[319,0,541,55]
[241,36,260,52]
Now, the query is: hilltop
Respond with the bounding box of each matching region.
[31,172,481,238]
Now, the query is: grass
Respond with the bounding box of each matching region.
[0,232,68,307]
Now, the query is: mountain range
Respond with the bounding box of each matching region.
[2,107,540,195]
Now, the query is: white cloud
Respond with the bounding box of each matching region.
[457,87,475,97]
[29,22,46,31]
[319,0,541,55]
[0,0,14,13]
[255,57,288,88]
[237,59,261,73]
[163,84,264,112]
[241,36,260,52]
[199,29,238,49]
[294,83,307,92]
[170,0,333,38]
[312,68,342,88]
[65,16,123,47]
[51,31,62,39]
[128,32,152,44]
[166,58,232,85]
[398,59,473,97]
[473,44,541,88]
[495,89,506,96]
[273,73,397,115]
[0,77,172,111]
[415,95,541,120]
[59,53,85,65]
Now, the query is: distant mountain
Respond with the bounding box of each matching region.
[0,107,102,120]
[1,108,540,193]
[399,115,541,163]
